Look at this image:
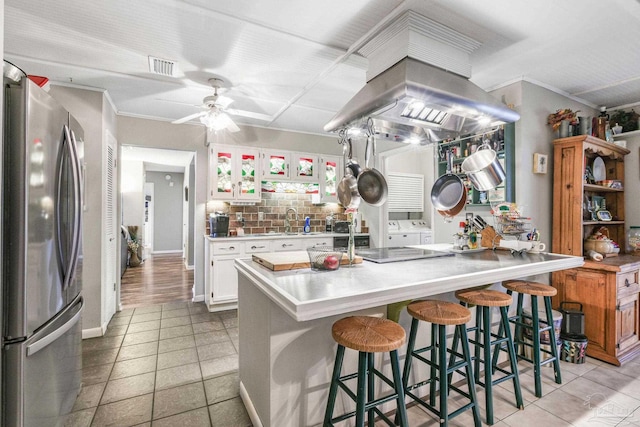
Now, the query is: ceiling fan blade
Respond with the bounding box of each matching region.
[216,95,234,109]
[226,108,272,121]
[171,111,206,124]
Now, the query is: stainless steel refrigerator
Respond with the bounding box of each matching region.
[2,61,84,426]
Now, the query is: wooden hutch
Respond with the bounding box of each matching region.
[551,135,640,365]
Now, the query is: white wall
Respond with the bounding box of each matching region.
[624,135,640,229]
[121,159,145,232]
[48,85,117,333]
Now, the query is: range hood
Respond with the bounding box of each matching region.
[324,12,520,144]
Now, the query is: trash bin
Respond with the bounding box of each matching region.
[560,333,588,364]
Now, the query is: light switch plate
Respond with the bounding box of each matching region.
[236,212,242,220]
[258,211,264,221]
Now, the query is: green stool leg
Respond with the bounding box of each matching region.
[501,306,523,409]
[355,351,367,427]
[544,296,562,385]
[474,306,482,385]
[460,325,482,427]
[514,292,525,356]
[390,349,409,427]
[367,352,375,427]
[482,306,495,425]
[447,324,460,389]
[430,323,438,407]
[531,296,542,398]
[438,324,449,425]
[323,345,345,426]
[402,318,419,394]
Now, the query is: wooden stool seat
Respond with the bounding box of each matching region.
[503,280,557,297]
[332,316,405,353]
[408,300,471,325]
[455,288,512,307]
[325,316,409,426]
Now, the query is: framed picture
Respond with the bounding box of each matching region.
[533,153,548,174]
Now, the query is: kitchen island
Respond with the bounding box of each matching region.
[235,248,584,427]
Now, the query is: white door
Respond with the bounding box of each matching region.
[104,130,117,323]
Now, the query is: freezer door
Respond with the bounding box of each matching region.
[4,296,83,427]
[3,78,71,339]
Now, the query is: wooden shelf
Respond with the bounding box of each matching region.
[584,184,624,193]
[613,129,640,138]
[583,221,625,226]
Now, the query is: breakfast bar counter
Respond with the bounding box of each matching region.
[235,248,584,427]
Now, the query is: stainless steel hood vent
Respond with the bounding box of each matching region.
[324,12,520,144]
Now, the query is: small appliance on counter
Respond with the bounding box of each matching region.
[209,212,230,237]
[334,221,350,233]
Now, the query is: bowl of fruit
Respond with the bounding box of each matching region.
[307,248,344,271]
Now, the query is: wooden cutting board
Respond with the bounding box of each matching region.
[252,251,362,271]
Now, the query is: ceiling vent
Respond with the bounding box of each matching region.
[148,56,179,77]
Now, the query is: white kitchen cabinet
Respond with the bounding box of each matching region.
[262,150,319,182]
[292,152,318,182]
[306,237,333,248]
[319,155,341,203]
[204,239,243,311]
[262,150,291,180]
[209,144,261,201]
[272,238,304,252]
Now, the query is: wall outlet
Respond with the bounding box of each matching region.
[236,212,243,221]
[258,211,264,221]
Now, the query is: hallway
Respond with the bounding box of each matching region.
[120,253,194,309]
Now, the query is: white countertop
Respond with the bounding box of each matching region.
[235,245,585,322]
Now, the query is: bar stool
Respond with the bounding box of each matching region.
[452,288,523,425]
[323,316,408,427]
[497,280,562,398]
[402,300,481,427]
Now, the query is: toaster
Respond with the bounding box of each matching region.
[333,221,350,233]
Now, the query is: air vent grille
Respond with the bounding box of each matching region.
[148,56,178,77]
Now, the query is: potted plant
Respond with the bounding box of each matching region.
[547,109,579,137]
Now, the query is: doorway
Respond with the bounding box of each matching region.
[120,146,196,308]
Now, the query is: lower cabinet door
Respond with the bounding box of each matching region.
[617,291,640,353]
[212,257,238,302]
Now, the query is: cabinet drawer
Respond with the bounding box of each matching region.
[618,270,640,294]
[212,242,242,255]
[273,239,304,252]
[244,241,272,254]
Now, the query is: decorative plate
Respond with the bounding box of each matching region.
[592,157,606,182]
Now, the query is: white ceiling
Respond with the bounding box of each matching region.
[5,0,640,137]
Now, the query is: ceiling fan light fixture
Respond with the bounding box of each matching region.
[200,110,238,132]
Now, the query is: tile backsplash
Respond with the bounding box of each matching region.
[206,193,366,236]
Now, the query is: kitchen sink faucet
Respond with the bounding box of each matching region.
[284,208,299,234]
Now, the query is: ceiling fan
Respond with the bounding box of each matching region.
[171,78,272,132]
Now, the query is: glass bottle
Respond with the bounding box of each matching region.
[627,226,640,254]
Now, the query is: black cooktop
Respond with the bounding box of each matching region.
[356,247,454,264]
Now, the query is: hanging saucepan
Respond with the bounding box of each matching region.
[431,149,466,211]
[357,134,388,206]
[461,141,505,191]
[345,138,362,178]
[337,140,361,210]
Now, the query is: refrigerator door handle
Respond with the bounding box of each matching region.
[66,128,82,286]
[26,301,82,356]
[55,125,81,291]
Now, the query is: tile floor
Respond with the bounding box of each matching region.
[66,301,640,426]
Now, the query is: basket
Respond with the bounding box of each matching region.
[307,247,344,271]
